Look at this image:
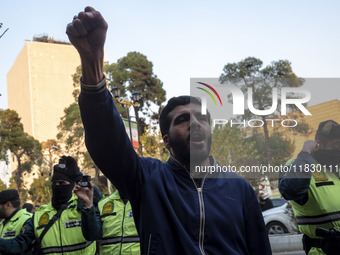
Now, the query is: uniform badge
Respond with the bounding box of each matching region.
[321,121,332,135]
[21,224,27,234]
[39,213,49,226]
[312,172,328,181]
[103,201,114,214]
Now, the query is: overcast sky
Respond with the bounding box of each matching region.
[1,0,340,110]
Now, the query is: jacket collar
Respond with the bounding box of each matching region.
[41,195,78,212]
[3,208,20,225]
[166,155,217,178]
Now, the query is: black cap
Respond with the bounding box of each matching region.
[0,189,19,204]
[51,156,82,183]
[316,120,340,139]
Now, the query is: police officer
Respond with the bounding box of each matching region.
[0,189,32,255]
[258,191,274,212]
[0,156,102,254]
[98,190,140,255]
[279,120,340,255]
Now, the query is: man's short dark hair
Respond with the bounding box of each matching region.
[22,203,33,212]
[159,96,210,137]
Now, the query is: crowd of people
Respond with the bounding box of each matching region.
[0,156,140,255]
[1,6,339,255]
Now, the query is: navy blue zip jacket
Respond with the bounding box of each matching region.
[79,79,271,255]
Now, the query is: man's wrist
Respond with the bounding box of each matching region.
[83,204,94,210]
[80,51,104,85]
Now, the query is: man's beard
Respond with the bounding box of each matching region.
[169,134,212,166]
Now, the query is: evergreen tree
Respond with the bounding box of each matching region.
[105,52,166,152]
[0,109,42,190]
[220,57,309,167]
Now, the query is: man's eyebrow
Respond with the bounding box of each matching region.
[173,112,190,122]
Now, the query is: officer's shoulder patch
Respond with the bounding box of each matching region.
[321,121,333,135]
[102,201,114,214]
[39,213,49,226]
[21,224,27,234]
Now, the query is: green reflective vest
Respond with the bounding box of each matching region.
[98,190,140,255]
[0,209,32,239]
[33,196,96,255]
[287,160,340,255]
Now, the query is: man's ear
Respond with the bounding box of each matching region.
[5,201,11,208]
[163,134,171,149]
[315,139,322,149]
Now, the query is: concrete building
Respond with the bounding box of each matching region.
[7,36,80,142]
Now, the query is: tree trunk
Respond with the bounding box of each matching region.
[134,106,143,156]
[13,152,23,190]
[262,116,274,179]
[49,149,53,176]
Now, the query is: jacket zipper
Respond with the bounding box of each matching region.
[58,215,63,255]
[192,180,207,255]
[170,155,211,255]
[147,233,152,255]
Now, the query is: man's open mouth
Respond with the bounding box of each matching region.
[190,132,205,142]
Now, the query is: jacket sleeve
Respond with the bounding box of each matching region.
[81,205,102,241]
[244,184,272,255]
[0,217,35,254]
[79,79,143,205]
[279,151,316,205]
